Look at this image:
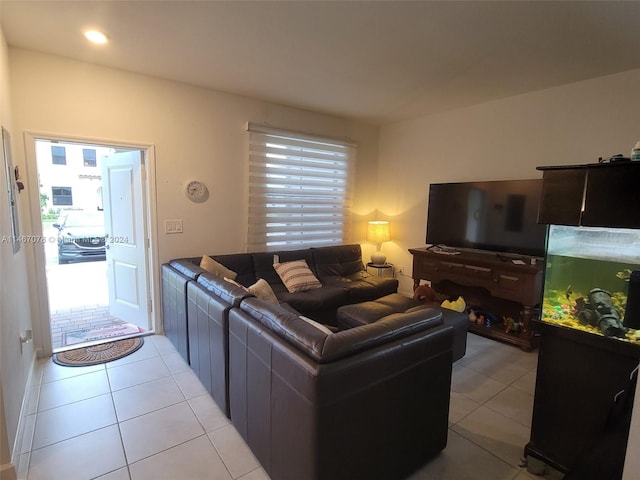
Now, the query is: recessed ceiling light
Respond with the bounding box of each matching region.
[84,30,108,44]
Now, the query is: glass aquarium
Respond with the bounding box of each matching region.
[542,225,640,345]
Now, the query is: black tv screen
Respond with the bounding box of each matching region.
[426,179,547,257]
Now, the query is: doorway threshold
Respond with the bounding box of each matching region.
[50,305,144,352]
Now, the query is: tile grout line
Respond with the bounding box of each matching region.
[104,358,130,477]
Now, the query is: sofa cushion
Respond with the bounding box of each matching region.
[211,253,255,287]
[321,271,399,303]
[312,244,365,277]
[322,308,445,362]
[274,259,322,293]
[200,255,238,280]
[336,293,468,361]
[275,285,349,314]
[335,299,398,328]
[312,244,398,302]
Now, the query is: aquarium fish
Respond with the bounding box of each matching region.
[617,269,633,281]
[565,285,573,300]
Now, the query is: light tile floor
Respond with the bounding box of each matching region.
[17,333,563,480]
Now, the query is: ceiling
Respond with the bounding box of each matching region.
[2,1,640,126]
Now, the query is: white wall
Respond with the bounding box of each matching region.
[0,28,33,480]
[377,67,640,478]
[7,47,380,341]
[378,67,640,295]
[9,48,380,264]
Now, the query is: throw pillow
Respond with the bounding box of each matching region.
[273,259,322,293]
[248,278,279,304]
[299,315,334,336]
[200,255,238,280]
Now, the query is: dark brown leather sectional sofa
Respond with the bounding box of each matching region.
[162,244,399,363]
[160,244,465,479]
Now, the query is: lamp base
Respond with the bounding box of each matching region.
[370,252,387,266]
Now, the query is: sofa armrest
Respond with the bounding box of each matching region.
[169,258,206,280]
[161,263,192,363]
[196,272,252,308]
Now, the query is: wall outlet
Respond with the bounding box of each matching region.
[396,265,404,275]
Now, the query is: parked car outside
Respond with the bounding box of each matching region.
[54,211,106,264]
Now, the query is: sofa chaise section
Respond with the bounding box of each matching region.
[336,293,469,361]
[228,297,454,480]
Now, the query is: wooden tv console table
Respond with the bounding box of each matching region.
[409,247,544,351]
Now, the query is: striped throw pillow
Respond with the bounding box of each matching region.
[273,260,322,293]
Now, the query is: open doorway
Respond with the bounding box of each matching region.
[34,139,152,351]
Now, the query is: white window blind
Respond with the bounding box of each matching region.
[247,125,356,252]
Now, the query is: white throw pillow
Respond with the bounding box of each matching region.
[200,255,237,280]
[273,260,322,293]
[248,278,279,304]
[299,315,334,336]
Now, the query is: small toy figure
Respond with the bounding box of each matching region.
[512,320,521,334]
[504,316,515,333]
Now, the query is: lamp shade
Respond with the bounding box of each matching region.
[367,221,390,243]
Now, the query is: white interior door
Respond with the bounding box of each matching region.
[101,150,150,330]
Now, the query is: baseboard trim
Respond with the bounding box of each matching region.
[10,348,40,474]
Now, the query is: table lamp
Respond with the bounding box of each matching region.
[367,221,390,265]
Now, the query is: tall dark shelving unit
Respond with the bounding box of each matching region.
[525,161,640,477]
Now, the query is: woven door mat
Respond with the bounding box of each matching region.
[53,337,144,367]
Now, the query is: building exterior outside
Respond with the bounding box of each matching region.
[36,140,114,216]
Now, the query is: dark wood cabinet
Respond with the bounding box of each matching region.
[537,162,640,228]
[537,168,585,226]
[409,247,544,351]
[525,321,640,474]
[527,160,640,478]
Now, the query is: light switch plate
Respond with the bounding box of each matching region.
[165,219,183,234]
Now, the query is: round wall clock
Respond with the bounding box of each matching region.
[185,180,209,203]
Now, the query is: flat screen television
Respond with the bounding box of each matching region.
[426,179,547,257]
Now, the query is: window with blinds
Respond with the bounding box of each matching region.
[247,125,356,252]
